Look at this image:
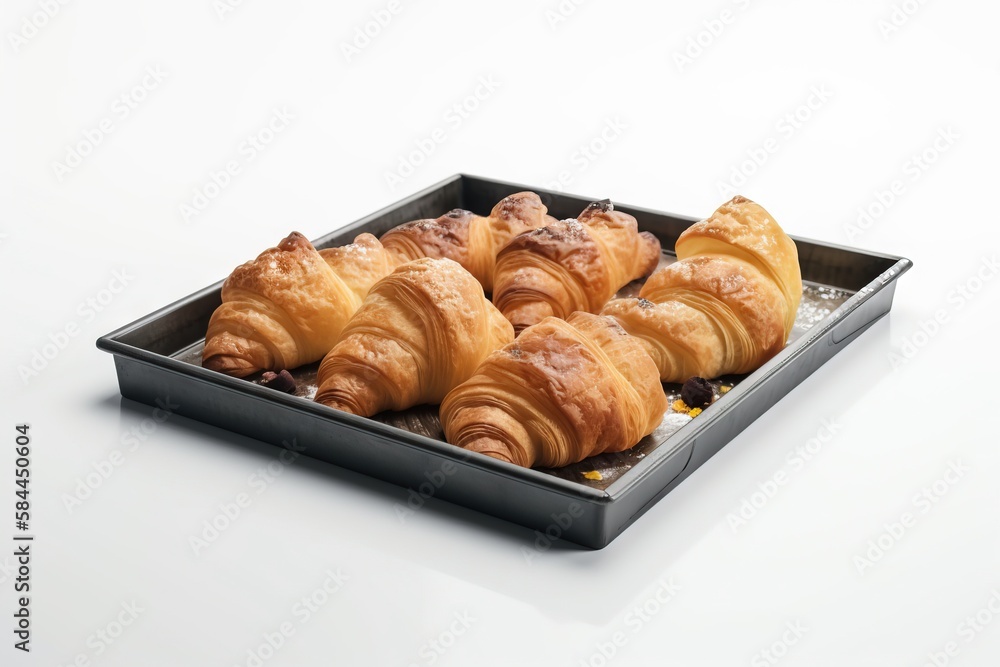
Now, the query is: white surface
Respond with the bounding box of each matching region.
[2,1,998,665]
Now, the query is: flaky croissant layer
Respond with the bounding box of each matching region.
[379,191,556,292]
[203,231,395,377]
[493,200,661,333]
[675,195,801,334]
[314,258,514,417]
[603,196,801,382]
[441,312,667,468]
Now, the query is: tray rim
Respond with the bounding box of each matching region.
[96,173,912,502]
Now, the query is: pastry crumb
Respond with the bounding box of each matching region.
[688,407,702,418]
[719,386,731,394]
[583,470,603,481]
[671,399,690,414]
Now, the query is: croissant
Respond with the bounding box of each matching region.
[673,194,801,333]
[314,258,514,417]
[379,191,556,292]
[440,312,667,468]
[492,200,661,333]
[602,196,801,382]
[202,232,395,377]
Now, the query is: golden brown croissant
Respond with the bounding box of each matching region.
[379,191,556,292]
[492,200,661,333]
[440,312,667,468]
[314,258,514,417]
[602,196,801,382]
[202,232,395,377]
[674,194,801,333]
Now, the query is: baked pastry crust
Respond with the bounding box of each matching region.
[379,191,556,292]
[603,196,801,382]
[314,258,514,417]
[675,195,801,333]
[441,312,667,468]
[492,200,661,333]
[202,232,394,377]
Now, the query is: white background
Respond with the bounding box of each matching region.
[2,1,998,665]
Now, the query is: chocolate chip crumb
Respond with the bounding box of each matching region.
[681,376,714,409]
[259,369,297,394]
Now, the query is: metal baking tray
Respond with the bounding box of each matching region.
[97,174,911,548]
